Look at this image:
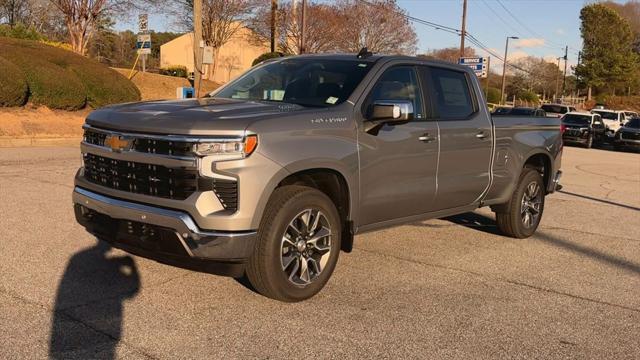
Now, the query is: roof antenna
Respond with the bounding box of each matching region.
[357,47,373,59]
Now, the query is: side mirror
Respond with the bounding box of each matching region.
[368,100,414,122]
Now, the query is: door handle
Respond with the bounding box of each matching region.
[418,133,436,143]
[476,131,487,139]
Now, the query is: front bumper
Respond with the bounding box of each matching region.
[73,187,256,277]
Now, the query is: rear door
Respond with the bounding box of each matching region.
[357,64,439,225]
[423,65,493,210]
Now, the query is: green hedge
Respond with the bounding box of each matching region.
[0,37,140,109]
[252,52,287,66]
[0,56,28,107]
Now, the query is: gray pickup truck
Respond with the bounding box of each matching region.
[73,54,562,301]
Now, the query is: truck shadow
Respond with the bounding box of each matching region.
[49,240,140,359]
[442,212,640,276]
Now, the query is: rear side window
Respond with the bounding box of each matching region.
[429,67,475,119]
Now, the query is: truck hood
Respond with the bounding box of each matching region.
[86,98,312,135]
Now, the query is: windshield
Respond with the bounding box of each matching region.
[541,104,568,114]
[212,58,373,107]
[625,118,640,128]
[562,114,591,125]
[591,110,618,120]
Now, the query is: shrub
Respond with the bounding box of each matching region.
[0,24,43,41]
[252,52,287,66]
[0,37,140,109]
[517,90,539,104]
[0,56,28,106]
[486,87,501,104]
[160,66,188,78]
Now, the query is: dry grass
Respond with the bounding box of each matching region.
[0,106,87,138]
[0,69,223,138]
[112,68,221,100]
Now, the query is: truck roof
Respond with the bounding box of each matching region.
[272,53,471,68]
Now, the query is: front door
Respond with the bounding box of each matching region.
[357,65,439,226]
[424,65,493,210]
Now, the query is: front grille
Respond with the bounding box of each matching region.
[84,128,194,157]
[212,178,238,211]
[83,153,199,200]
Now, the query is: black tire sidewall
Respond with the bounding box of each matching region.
[261,187,342,301]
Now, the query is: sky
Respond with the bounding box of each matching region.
[119,0,630,72]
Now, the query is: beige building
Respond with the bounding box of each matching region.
[160,27,269,84]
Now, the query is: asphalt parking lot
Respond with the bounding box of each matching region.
[0,144,638,359]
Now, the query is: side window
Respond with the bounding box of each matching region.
[429,67,476,119]
[366,66,424,120]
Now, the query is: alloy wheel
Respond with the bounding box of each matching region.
[521,181,542,228]
[280,209,332,286]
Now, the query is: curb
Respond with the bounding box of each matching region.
[0,137,81,148]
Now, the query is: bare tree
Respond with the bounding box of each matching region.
[49,0,109,54]
[0,0,31,26]
[419,46,477,63]
[333,0,417,55]
[247,1,340,54]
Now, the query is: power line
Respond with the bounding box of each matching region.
[355,0,534,75]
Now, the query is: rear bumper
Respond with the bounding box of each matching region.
[72,187,256,277]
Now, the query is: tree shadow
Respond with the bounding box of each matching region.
[49,240,140,359]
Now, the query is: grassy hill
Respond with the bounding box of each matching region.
[0,37,140,110]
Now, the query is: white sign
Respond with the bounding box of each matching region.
[136,34,151,54]
[138,14,148,33]
[202,46,214,64]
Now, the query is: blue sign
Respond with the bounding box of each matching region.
[459,57,485,65]
[459,57,488,78]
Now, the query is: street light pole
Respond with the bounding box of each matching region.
[500,36,518,105]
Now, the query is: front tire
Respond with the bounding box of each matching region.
[494,168,545,238]
[246,185,341,302]
[585,133,593,148]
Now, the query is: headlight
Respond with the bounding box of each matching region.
[193,134,257,160]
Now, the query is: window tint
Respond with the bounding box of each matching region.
[541,105,568,114]
[429,67,475,119]
[367,66,424,120]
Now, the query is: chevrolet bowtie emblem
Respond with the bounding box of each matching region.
[104,135,132,152]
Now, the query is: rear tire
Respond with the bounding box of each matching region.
[494,168,545,238]
[246,185,341,302]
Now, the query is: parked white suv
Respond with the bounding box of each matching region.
[590,109,627,136]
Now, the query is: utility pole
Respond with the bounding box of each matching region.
[485,57,491,99]
[555,56,561,102]
[300,0,307,54]
[561,45,568,99]
[459,0,467,59]
[193,0,203,97]
[270,0,278,53]
[500,36,518,105]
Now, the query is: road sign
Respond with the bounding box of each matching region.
[138,14,148,33]
[459,57,488,78]
[202,46,214,64]
[136,34,151,54]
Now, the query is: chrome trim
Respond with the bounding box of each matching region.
[81,142,198,168]
[73,187,256,257]
[83,124,244,143]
